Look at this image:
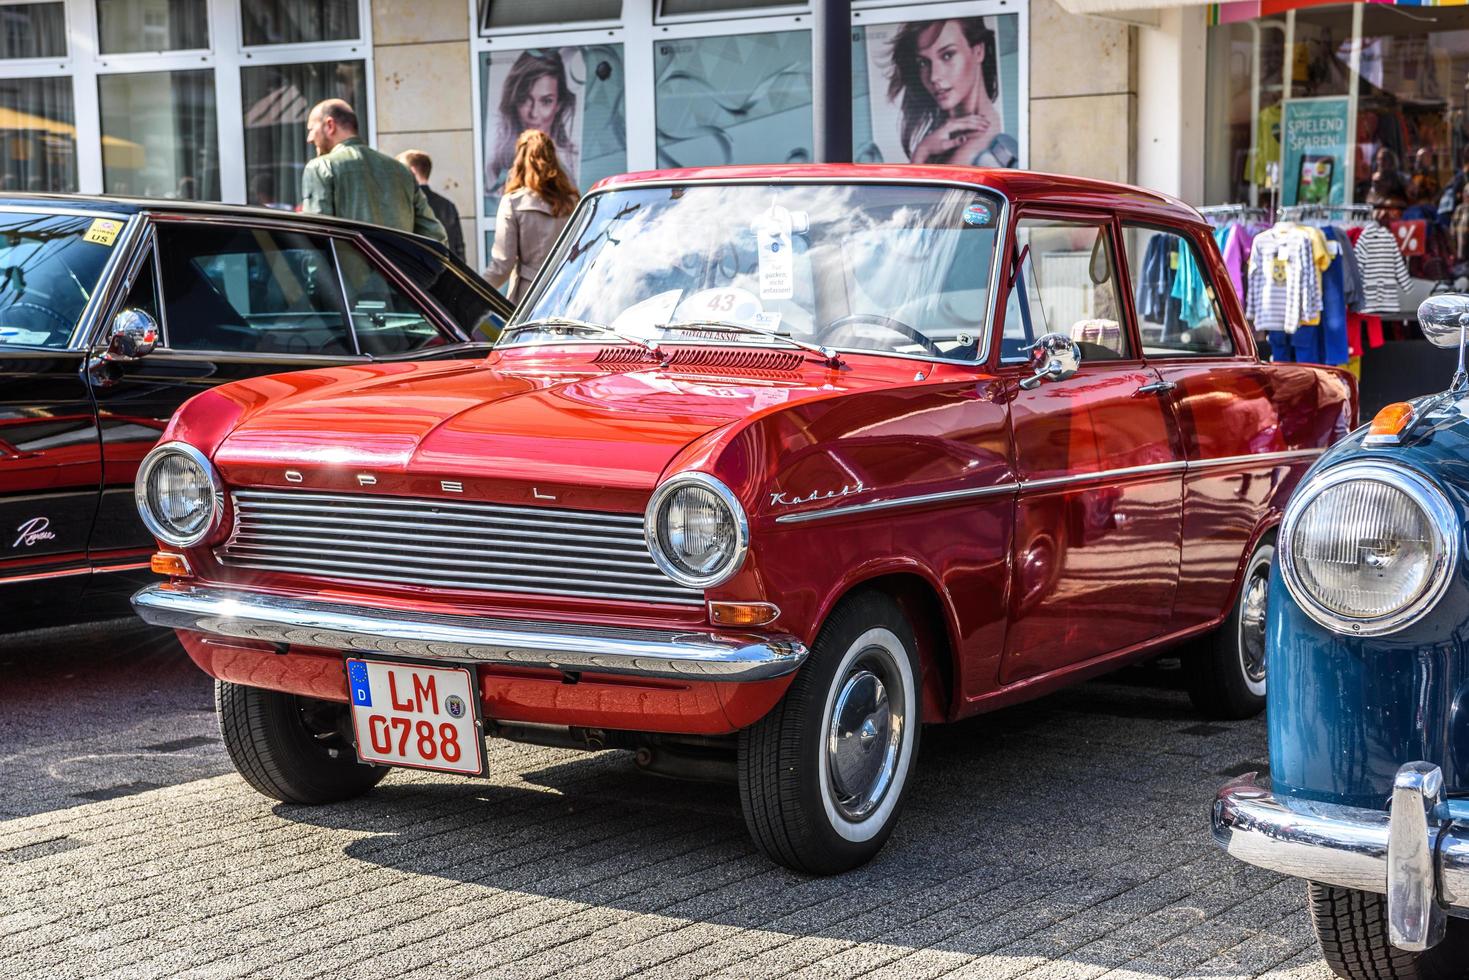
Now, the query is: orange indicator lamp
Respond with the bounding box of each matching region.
[707,601,781,627]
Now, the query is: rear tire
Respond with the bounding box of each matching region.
[216,680,387,804]
[737,591,921,875]
[1310,883,1469,980]
[1186,533,1274,720]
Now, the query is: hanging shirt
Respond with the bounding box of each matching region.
[1247,225,1321,334]
[1328,226,1363,311]
[1171,237,1213,326]
[1138,235,1175,322]
[1354,223,1412,314]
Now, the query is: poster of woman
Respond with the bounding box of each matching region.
[481,45,626,213]
[854,14,1021,169]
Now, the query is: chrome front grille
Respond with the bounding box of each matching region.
[216,489,701,606]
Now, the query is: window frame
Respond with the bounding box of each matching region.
[142,213,467,361]
[1117,220,1237,362]
[996,207,1141,368]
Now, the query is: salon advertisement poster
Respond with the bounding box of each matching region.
[853,15,1021,168]
[1281,97,1349,207]
[480,45,627,216]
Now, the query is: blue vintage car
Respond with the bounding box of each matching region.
[1212,295,1469,979]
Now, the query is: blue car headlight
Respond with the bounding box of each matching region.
[1279,460,1458,636]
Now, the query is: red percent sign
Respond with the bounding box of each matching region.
[1390,220,1426,257]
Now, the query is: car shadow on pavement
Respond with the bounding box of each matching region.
[264,666,1293,976]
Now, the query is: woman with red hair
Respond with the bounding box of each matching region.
[484,129,580,303]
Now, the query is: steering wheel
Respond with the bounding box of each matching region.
[5,301,71,332]
[815,312,945,359]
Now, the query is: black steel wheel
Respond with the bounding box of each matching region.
[216,680,387,804]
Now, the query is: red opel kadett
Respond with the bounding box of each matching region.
[131,166,1354,874]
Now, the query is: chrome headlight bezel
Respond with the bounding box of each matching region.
[1278,460,1459,636]
[134,441,225,548]
[644,472,750,590]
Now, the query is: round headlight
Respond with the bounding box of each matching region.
[1279,460,1458,635]
[134,442,223,548]
[645,473,749,589]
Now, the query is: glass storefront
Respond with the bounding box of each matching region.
[0,75,76,192]
[242,60,367,209]
[98,69,218,199]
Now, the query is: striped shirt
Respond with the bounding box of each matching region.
[1353,224,1411,315]
[1247,227,1321,334]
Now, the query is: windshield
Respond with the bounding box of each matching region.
[0,212,122,350]
[508,182,1001,361]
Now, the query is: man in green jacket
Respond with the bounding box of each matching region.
[300,99,448,244]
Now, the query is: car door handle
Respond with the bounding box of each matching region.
[1135,380,1177,397]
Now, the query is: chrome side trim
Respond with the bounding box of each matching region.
[772,448,1328,525]
[774,482,1020,524]
[1212,767,1469,952]
[1186,448,1325,472]
[131,585,807,682]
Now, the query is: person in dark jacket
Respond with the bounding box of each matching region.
[397,149,465,260]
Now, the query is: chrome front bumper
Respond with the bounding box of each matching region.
[1213,765,1469,951]
[132,585,808,682]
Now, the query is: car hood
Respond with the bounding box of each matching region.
[209,353,907,504]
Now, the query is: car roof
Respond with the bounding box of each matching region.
[0,193,447,241]
[593,164,1203,227]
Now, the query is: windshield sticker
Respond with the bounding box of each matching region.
[678,287,763,324]
[754,205,795,300]
[750,311,782,333]
[84,219,122,246]
[611,289,682,335]
[0,327,50,345]
[962,203,993,228]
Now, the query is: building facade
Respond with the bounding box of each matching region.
[0,0,1151,266]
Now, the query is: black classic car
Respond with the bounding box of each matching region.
[1,196,511,631]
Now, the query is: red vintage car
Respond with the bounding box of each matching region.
[131,165,1353,874]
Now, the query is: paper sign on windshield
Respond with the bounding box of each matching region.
[755,206,794,301]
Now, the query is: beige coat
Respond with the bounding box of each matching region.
[484,190,571,303]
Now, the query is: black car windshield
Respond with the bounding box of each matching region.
[0,211,121,349]
[507,182,1001,362]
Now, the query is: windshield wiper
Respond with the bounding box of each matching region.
[657,319,843,367]
[504,316,662,357]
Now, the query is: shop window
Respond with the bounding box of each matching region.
[0,3,64,59]
[0,76,77,192]
[851,14,1021,168]
[1204,19,1286,207]
[479,0,620,31]
[155,224,353,355]
[1120,226,1232,358]
[95,0,208,54]
[242,60,366,209]
[479,44,625,214]
[333,239,446,356]
[242,0,360,47]
[1005,219,1128,362]
[654,31,811,169]
[99,69,219,200]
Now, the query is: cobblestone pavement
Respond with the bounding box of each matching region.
[0,621,1334,980]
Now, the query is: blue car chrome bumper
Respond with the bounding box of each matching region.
[1213,764,1469,952]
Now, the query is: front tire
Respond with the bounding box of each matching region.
[1186,533,1273,720]
[737,592,921,875]
[217,680,388,804]
[1310,884,1469,980]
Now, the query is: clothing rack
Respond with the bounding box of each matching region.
[1198,204,1272,224]
[1276,203,1374,223]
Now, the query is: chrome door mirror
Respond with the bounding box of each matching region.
[1019,332,1081,390]
[101,308,158,363]
[1418,295,1469,392]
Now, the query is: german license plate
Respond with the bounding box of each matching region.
[346,659,484,776]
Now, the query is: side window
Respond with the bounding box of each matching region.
[119,249,160,325]
[1120,226,1232,357]
[155,224,354,356]
[334,239,447,356]
[1005,218,1130,362]
[369,234,505,341]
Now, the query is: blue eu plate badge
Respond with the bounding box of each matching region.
[962,203,992,227]
[348,660,372,707]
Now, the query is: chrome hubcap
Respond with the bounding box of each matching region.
[826,654,904,821]
[1239,565,1269,684]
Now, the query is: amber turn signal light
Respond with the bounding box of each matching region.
[708,601,780,627]
[151,552,192,577]
[1368,402,1414,442]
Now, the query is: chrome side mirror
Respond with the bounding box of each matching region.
[101,308,158,363]
[1417,295,1469,392]
[1019,332,1081,390]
